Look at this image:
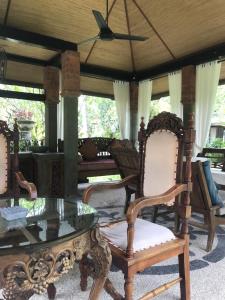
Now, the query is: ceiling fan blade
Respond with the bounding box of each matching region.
[114,33,148,41]
[92,10,109,31]
[78,35,99,46]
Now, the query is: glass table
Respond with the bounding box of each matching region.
[0,198,111,300]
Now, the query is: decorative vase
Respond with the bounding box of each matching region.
[17,120,35,141]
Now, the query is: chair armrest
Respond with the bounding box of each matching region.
[125,183,188,257]
[127,183,187,222]
[82,174,138,204]
[15,171,37,199]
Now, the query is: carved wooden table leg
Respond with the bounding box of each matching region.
[47,283,56,300]
[88,227,112,300]
[0,228,110,300]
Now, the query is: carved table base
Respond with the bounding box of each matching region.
[0,227,111,300]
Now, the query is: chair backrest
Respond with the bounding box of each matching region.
[0,120,19,198]
[191,161,213,210]
[139,112,184,200]
[110,146,140,181]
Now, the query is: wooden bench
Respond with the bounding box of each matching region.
[59,137,119,180]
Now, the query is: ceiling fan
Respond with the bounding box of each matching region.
[79,0,148,45]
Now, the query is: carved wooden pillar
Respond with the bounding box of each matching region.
[61,50,80,197]
[181,65,196,128]
[129,81,138,145]
[44,66,59,152]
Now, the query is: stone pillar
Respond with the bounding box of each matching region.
[129,81,138,145]
[181,65,196,128]
[61,50,80,198]
[44,66,59,152]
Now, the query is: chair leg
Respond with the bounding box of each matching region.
[124,189,132,214]
[178,242,190,300]
[152,206,159,223]
[174,211,180,233]
[206,212,216,252]
[47,283,56,300]
[79,254,89,291]
[124,273,134,300]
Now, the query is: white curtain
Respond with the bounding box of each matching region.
[168,70,183,118]
[195,60,221,155]
[113,81,130,139]
[57,97,64,140]
[137,80,152,130]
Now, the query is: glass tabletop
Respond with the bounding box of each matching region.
[0,198,97,253]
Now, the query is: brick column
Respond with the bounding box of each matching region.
[130,81,138,145]
[43,66,59,152]
[181,65,196,128]
[61,50,80,198]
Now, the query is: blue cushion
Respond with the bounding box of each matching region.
[202,160,224,207]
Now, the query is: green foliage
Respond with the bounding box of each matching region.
[0,84,45,142]
[207,138,225,149]
[213,85,225,124]
[78,96,120,138]
[150,96,170,119]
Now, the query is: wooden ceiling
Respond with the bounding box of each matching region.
[1,0,225,96]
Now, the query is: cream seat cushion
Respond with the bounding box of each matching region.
[100,218,176,253]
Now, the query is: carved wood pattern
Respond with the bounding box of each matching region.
[1,228,111,300]
[0,120,19,199]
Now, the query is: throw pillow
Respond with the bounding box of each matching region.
[79,140,98,161]
[202,160,224,207]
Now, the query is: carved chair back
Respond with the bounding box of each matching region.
[138,112,184,203]
[0,120,19,199]
[110,146,139,180]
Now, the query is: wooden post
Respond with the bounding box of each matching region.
[61,50,80,198]
[44,66,59,152]
[181,65,196,128]
[129,81,138,145]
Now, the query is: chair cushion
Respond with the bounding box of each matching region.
[100,218,176,253]
[202,160,223,207]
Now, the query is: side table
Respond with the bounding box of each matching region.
[0,198,111,300]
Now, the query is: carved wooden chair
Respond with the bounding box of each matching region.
[0,120,37,200]
[189,160,225,252]
[110,145,140,212]
[82,112,194,300]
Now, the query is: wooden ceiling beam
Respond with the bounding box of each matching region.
[3,0,12,25]
[0,89,45,101]
[132,0,175,60]
[2,79,43,88]
[6,52,46,66]
[0,25,77,51]
[136,42,225,81]
[5,42,225,83]
[81,90,114,100]
[124,0,135,72]
[80,63,132,81]
[6,52,131,81]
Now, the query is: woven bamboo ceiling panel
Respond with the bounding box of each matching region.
[0,0,225,93]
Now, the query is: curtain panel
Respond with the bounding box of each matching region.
[137,80,152,131]
[195,60,221,155]
[57,97,64,141]
[168,70,183,118]
[113,81,130,139]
